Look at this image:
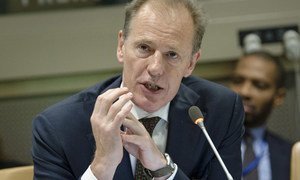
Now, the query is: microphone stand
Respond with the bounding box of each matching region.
[196,121,234,180]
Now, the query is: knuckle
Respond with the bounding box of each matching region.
[90,114,96,122]
[105,89,114,94]
[115,113,123,120]
[110,103,118,112]
[97,94,109,104]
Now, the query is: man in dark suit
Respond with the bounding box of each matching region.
[230,51,292,180]
[32,0,244,179]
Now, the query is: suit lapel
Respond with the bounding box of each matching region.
[267,132,286,180]
[166,83,207,174]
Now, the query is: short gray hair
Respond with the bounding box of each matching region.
[123,0,208,54]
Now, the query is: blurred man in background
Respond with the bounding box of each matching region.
[230,51,292,180]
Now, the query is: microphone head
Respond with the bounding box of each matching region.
[188,106,204,124]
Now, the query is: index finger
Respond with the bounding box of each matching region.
[123,114,147,136]
[93,87,129,116]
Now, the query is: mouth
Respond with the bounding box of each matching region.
[143,82,163,92]
[243,102,254,114]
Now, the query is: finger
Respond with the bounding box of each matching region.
[107,92,133,121]
[122,140,139,158]
[111,100,134,129]
[125,128,133,135]
[122,134,165,170]
[92,87,129,118]
[126,113,139,122]
[121,134,151,152]
[123,113,141,134]
[122,117,147,136]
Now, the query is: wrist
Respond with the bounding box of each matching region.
[144,153,175,178]
[151,153,168,171]
[90,157,118,179]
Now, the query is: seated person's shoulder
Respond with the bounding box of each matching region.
[182,75,237,98]
[267,130,293,150]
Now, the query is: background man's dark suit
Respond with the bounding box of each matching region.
[266,131,292,180]
[32,75,244,179]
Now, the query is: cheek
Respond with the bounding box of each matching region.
[255,95,274,110]
[123,59,148,80]
[123,51,141,69]
[230,86,239,93]
[167,73,183,92]
[167,67,188,87]
[169,65,188,77]
[166,70,180,83]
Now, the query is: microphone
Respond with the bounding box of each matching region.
[189,106,234,180]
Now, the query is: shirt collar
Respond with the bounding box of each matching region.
[131,102,170,122]
[247,126,266,140]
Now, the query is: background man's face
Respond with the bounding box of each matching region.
[230,56,281,127]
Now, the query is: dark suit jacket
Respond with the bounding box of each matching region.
[266,130,292,180]
[32,75,244,179]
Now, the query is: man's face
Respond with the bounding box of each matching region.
[230,56,284,128]
[117,2,200,113]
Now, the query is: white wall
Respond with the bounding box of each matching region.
[0,0,300,80]
[0,5,124,80]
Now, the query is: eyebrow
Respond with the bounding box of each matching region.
[134,40,154,46]
[134,39,182,54]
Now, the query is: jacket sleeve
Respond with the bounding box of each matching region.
[32,114,76,180]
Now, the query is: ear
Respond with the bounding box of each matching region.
[184,50,201,77]
[273,87,286,107]
[117,30,125,63]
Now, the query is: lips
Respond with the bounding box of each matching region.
[243,103,254,114]
[143,82,162,92]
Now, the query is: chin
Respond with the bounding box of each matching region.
[144,106,159,113]
[133,97,157,113]
[244,117,255,128]
[244,119,261,128]
[143,101,162,112]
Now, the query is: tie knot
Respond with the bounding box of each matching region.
[139,116,160,136]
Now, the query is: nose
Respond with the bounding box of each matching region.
[147,51,164,78]
[238,82,252,98]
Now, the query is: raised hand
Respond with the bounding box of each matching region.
[90,87,133,179]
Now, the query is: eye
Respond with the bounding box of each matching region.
[253,81,269,90]
[138,44,151,53]
[136,43,152,58]
[166,51,179,60]
[231,76,243,85]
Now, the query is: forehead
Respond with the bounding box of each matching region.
[127,1,194,51]
[234,56,278,84]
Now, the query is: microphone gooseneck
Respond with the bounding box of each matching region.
[188,106,234,180]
